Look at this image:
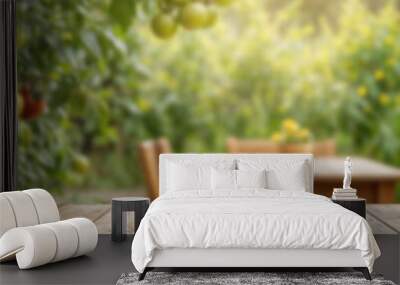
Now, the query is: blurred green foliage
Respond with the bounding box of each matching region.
[17,0,400,192]
[17,0,147,191]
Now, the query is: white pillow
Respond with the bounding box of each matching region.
[236,169,267,189]
[167,162,212,191]
[212,169,236,190]
[238,159,308,191]
[166,158,236,170]
[211,169,268,190]
[266,167,306,191]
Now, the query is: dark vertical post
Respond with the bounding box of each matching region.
[0,0,17,192]
[112,199,124,242]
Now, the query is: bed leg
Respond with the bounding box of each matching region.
[138,268,148,281]
[362,268,372,281]
[354,267,371,280]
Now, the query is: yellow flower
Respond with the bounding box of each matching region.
[360,26,371,39]
[297,128,310,140]
[395,95,400,107]
[363,105,372,113]
[357,86,367,97]
[374,69,385,81]
[385,57,397,67]
[271,132,282,143]
[137,98,151,112]
[378,93,390,106]
[282,118,299,134]
[384,35,395,47]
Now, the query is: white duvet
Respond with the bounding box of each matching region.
[131,190,380,273]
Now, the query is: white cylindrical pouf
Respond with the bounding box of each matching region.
[64,218,98,257]
[23,189,60,224]
[1,192,39,227]
[43,221,79,262]
[0,188,98,269]
[0,196,17,237]
[0,226,57,269]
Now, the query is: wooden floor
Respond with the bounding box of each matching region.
[367,204,400,232]
[59,204,112,234]
[58,203,400,234]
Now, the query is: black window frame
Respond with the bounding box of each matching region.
[0,0,17,192]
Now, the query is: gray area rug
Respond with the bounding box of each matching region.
[116,272,395,285]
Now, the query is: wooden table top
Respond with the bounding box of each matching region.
[315,156,400,181]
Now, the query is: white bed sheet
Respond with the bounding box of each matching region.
[131,190,380,273]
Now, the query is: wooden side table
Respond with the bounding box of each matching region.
[332,198,366,218]
[112,197,150,242]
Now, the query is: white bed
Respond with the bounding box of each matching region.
[131,154,380,280]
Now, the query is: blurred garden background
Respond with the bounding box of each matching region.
[16,0,400,202]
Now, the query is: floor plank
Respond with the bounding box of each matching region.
[95,210,136,235]
[367,204,400,232]
[368,204,400,218]
[59,204,110,223]
[366,213,397,234]
[94,211,111,234]
[58,204,138,235]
